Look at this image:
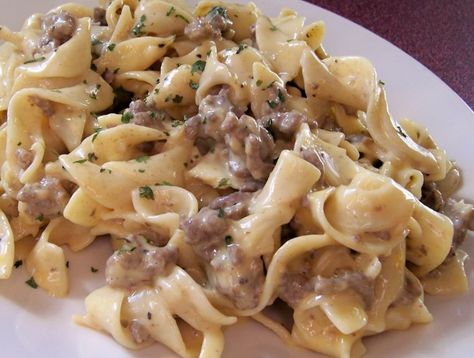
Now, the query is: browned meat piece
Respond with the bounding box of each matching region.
[184,87,237,142]
[180,207,229,260]
[442,198,474,251]
[209,191,252,220]
[29,96,55,117]
[16,148,34,170]
[210,249,265,310]
[125,100,165,130]
[93,7,107,26]
[106,236,178,289]
[259,111,311,138]
[391,274,422,306]
[278,272,312,307]
[129,320,150,344]
[184,6,232,41]
[421,182,444,212]
[17,177,70,220]
[37,11,77,53]
[311,271,374,307]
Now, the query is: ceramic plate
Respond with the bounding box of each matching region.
[0,1,473,357]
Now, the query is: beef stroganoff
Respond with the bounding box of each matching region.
[0,0,472,357]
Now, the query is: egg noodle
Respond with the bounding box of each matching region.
[0,1,472,357]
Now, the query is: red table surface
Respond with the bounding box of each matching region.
[305,0,474,110]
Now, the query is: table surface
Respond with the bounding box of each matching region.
[307,0,474,110]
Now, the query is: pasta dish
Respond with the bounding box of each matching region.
[0,0,472,357]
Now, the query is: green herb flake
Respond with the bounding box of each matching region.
[87,152,98,162]
[159,181,173,186]
[166,6,176,16]
[99,168,112,174]
[191,60,206,74]
[236,43,248,54]
[277,88,285,103]
[378,80,385,86]
[217,178,230,188]
[269,24,278,32]
[24,56,46,64]
[136,155,150,163]
[256,79,263,87]
[90,266,98,273]
[113,67,120,74]
[175,14,189,23]
[121,111,133,123]
[171,120,184,127]
[132,15,146,36]
[138,169,146,173]
[217,208,225,218]
[14,260,23,268]
[74,158,88,164]
[189,80,199,90]
[91,38,102,46]
[208,6,229,19]
[35,213,45,222]
[107,42,116,51]
[172,94,183,104]
[92,127,103,142]
[396,125,407,138]
[25,277,38,288]
[139,186,154,200]
[89,84,101,100]
[267,99,279,109]
[224,235,233,245]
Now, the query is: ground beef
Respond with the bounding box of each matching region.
[421,182,444,212]
[129,320,150,344]
[125,100,165,130]
[208,191,252,220]
[259,111,311,138]
[184,6,232,41]
[209,250,265,310]
[93,7,107,26]
[16,148,34,170]
[279,270,374,308]
[37,11,77,53]
[29,96,55,117]
[106,236,178,289]
[391,274,422,307]
[180,207,229,260]
[442,198,474,251]
[222,113,275,181]
[17,177,70,219]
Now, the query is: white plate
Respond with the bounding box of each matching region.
[1,1,473,357]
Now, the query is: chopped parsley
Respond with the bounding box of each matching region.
[99,168,112,174]
[35,213,45,222]
[267,99,279,109]
[92,127,103,142]
[139,186,154,200]
[224,235,233,245]
[217,208,225,218]
[267,88,285,109]
[138,169,145,173]
[132,15,146,36]
[136,155,150,163]
[256,79,263,87]
[107,42,116,51]
[121,111,133,123]
[73,158,88,164]
[24,56,46,64]
[191,60,206,74]
[91,38,102,46]
[236,43,248,54]
[89,84,101,100]
[189,80,199,90]
[217,177,230,188]
[158,181,173,186]
[88,152,98,162]
[208,6,229,19]
[396,125,407,138]
[378,80,385,86]
[166,6,176,16]
[172,94,183,104]
[14,260,23,268]
[90,266,98,273]
[175,14,189,23]
[25,277,38,289]
[171,120,184,127]
[269,24,278,32]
